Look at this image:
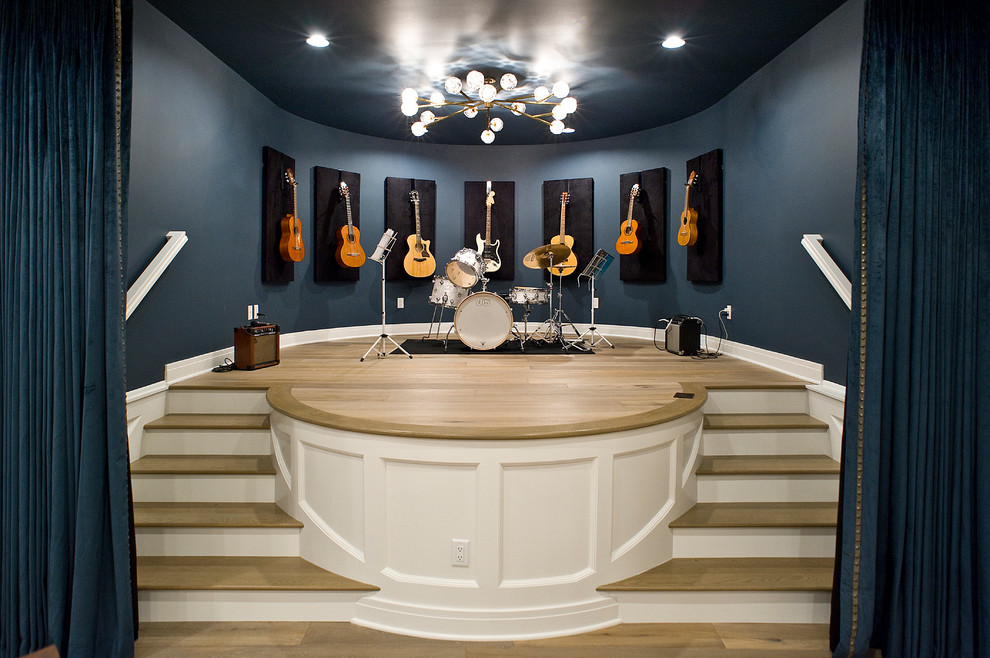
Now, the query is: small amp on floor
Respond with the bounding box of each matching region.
[234,322,280,370]
[665,316,702,356]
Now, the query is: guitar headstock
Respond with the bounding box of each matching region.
[630,183,640,198]
[339,181,349,197]
[686,171,698,187]
[284,169,296,187]
[560,191,570,204]
[409,190,420,203]
[486,190,495,206]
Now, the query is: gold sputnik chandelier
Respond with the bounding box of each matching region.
[400,71,577,144]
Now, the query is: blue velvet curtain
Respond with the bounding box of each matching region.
[1,1,135,656]
[830,0,990,656]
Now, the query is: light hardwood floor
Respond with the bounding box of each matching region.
[134,621,832,656]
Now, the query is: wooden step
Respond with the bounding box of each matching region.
[136,556,378,592]
[697,454,839,476]
[671,502,836,528]
[704,413,828,431]
[598,557,833,592]
[130,454,274,475]
[133,502,301,528]
[144,413,270,431]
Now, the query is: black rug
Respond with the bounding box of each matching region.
[396,338,593,355]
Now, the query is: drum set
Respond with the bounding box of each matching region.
[425,242,590,352]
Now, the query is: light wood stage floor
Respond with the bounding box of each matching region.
[178,335,808,439]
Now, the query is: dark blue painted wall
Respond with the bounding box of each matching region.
[127,0,862,389]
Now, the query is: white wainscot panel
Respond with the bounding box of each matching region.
[500,459,596,586]
[299,443,366,561]
[611,443,673,561]
[384,459,479,586]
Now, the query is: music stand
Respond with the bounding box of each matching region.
[578,249,615,348]
[361,229,412,361]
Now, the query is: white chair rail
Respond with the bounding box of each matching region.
[801,233,851,310]
[126,230,188,320]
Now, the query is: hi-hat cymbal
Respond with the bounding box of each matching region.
[523,243,572,269]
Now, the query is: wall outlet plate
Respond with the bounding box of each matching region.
[451,539,469,567]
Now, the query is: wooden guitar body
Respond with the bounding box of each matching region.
[549,233,577,276]
[615,219,641,255]
[403,234,435,277]
[677,172,699,247]
[335,224,366,267]
[279,169,304,261]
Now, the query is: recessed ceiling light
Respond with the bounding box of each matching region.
[661,36,685,49]
[306,34,330,48]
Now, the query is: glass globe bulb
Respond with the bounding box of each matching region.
[401,87,418,104]
[464,106,479,118]
[401,101,418,117]
[499,73,517,90]
[662,35,686,49]
[552,81,570,98]
[481,129,495,144]
[479,83,497,103]
[489,117,504,132]
[429,91,445,107]
[420,110,435,125]
[511,102,526,116]
[533,86,550,102]
[411,122,427,137]
[444,76,462,94]
[465,70,485,91]
[550,119,565,135]
[552,104,568,121]
[560,96,577,114]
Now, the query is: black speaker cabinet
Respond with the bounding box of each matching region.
[234,323,280,370]
[665,317,702,356]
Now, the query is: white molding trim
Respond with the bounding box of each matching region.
[801,233,852,310]
[126,231,188,320]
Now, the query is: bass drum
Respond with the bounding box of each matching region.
[453,292,513,350]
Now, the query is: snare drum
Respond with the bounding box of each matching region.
[428,276,468,308]
[446,248,484,288]
[453,292,513,350]
[507,286,551,305]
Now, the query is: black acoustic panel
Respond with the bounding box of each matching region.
[685,149,723,283]
[261,146,296,283]
[542,178,594,280]
[464,181,514,281]
[314,167,361,282]
[618,168,667,282]
[384,177,437,282]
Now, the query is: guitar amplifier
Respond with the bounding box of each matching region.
[234,323,280,370]
[665,316,702,356]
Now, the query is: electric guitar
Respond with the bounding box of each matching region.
[677,171,699,247]
[548,191,578,276]
[403,190,436,277]
[334,181,365,268]
[615,183,642,255]
[474,188,501,272]
[279,168,305,262]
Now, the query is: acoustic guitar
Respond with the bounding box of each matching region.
[548,191,578,276]
[677,171,699,247]
[279,168,305,262]
[403,190,436,277]
[335,181,365,268]
[474,186,501,273]
[615,183,642,255]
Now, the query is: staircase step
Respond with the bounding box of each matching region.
[131,454,274,475]
[144,413,270,431]
[131,455,276,503]
[133,502,301,528]
[140,412,271,456]
[701,414,831,456]
[166,387,270,414]
[670,502,836,528]
[695,455,840,503]
[697,454,839,475]
[136,555,377,592]
[703,386,810,414]
[704,413,828,431]
[598,557,833,592]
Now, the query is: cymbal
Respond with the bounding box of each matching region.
[523,243,572,269]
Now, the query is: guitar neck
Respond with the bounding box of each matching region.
[559,202,566,239]
[413,200,422,242]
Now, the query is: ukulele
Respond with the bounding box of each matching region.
[548,191,578,276]
[403,190,436,277]
[615,183,642,255]
[279,169,305,262]
[474,185,501,273]
[677,171,699,247]
[335,181,366,268]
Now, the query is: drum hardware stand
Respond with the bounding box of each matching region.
[578,249,615,349]
[424,299,451,341]
[532,254,590,351]
[361,230,412,361]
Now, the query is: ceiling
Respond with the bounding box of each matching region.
[145,0,846,145]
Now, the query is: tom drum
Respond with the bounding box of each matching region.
[446,248,484,288]
[453,292,513,350]
[507,286,551,306]
[428,276,469,309]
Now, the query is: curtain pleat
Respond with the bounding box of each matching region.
[1,1,135,656]
[831,1,990,656]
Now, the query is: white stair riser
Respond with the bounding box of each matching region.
[166,389,269,414]
[141,430,271,456]
[611,591,830,623]
[132,474,275,503]
[672,527,836,558]
[138,590,366,622]
[703,389,809,414]
[697,474,839,503]
[702,430,830,456]
[136,527,300,556]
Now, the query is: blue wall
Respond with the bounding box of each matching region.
[127,0,863,389]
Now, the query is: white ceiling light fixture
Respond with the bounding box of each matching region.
[661,35,686,49]
[400,69,577,144]
[306,34,330,48]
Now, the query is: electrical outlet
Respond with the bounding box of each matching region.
[721,304,732,320]
[592,297,599,309]
[253,304,259,319]
[247,305,254,321]
[451,539,469,567]
[397,297,404,309]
